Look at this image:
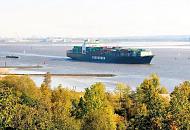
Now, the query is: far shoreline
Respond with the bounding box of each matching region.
[0,41,190,49]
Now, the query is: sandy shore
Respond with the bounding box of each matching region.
[0,73,115,77]
[0,68,9,74]
[0,65,43,68]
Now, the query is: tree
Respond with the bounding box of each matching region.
[51,85,81,130]
[40,83,52,107]
[13,104,39,129]
[43,72,51,88]
[71,97,87,119]
[128,74,169,130]
[114,83,133,118]
[159,86,169,94]
[84,83,108,111]
[169,81,190,129]
[82,106,116,130]
[82,83,116,130]
[0,76,49,129]
[37,83,53,129]
[1,75,41,104]
[3,74,190,129]
[0,85,18,129]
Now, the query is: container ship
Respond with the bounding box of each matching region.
[67,40,154,64]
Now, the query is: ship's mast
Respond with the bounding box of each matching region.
[82,40,87,54]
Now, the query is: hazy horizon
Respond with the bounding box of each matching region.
[1,0,190,37]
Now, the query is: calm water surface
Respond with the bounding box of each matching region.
[0,42,190,92]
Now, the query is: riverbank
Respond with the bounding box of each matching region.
[0,73,116,77]
[0,68,9,74]
[0,65,43,68]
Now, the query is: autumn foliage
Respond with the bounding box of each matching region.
[0,73,190,130]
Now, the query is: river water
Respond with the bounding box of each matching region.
[0,42,190,92]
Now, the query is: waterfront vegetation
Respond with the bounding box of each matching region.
[0,73,190,130]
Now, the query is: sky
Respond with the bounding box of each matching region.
[0,0,190,37]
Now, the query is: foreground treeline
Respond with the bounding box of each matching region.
[0,73,190,130]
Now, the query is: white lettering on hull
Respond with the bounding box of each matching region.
[92,56,106,60]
